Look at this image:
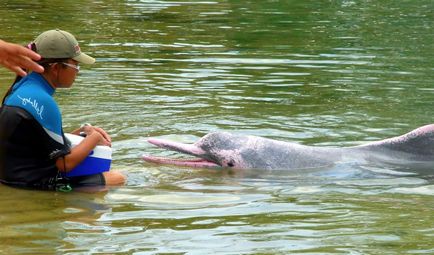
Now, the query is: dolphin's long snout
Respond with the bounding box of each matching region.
[147,138,207,157]
[142,154,220,168]
[144,138,220,168]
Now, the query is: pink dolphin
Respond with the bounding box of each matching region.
[143,124,434,171]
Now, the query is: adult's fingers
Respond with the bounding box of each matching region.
[11,46,44,74]
[15,44,41,61]
[0,40,44,76]
[15,55,44,74]
[0,59,28,77]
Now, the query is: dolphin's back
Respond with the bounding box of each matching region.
[237,135,343,170]
[235,124,434,169]
[354,124,434,161]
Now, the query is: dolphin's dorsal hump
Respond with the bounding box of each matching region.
[358,124,434,156]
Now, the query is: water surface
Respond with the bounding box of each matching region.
[0,0,434,254]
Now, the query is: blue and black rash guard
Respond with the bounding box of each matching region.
[0,72,71,188]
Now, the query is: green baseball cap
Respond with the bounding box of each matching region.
[34,29,95,64]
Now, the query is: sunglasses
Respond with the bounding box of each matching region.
[61,62,80,72]
[48,62,80,72]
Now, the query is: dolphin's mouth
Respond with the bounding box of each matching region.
[142,138,221,168]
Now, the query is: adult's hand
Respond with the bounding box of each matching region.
[0,39,44,76]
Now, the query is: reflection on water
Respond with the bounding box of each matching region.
[1,0,434,254]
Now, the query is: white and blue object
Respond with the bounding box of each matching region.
[64,133,112,177]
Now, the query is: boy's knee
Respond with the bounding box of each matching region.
[103,171,126,186]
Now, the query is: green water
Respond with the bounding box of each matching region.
[1,0,434,254]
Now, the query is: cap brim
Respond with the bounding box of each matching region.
[73,52,95,65]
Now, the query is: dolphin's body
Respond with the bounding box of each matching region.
[142,124,434,171]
